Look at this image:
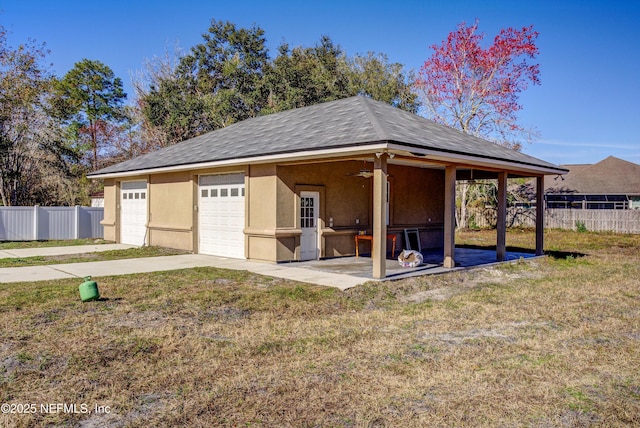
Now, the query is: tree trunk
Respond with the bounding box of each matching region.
[0,176,8,206]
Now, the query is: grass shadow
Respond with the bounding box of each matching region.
[543,250,587,260]
[94,297,124,302]
[455,244,586,260]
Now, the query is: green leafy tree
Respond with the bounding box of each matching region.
[262,37,418,114]
[137,26,419,149]
[347,52,418,113]
[140,19,268,146]
[261,36,351,113]
[53,59,127,170]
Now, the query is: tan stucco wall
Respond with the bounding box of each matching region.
[273,161,370,261]
[388,164,445,250]
[100,159,446,261]
[101,179,117,242]
[256,160,446,262]
[147,171,194,251]
[246,164,279,261]
[388,164,444,225]
[277,161,371,228]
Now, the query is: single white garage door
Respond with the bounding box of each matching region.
[120,181,147,246]
[199,173,245,258]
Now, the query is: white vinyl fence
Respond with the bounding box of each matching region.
[467,207,640,234]
[0,206,104,241]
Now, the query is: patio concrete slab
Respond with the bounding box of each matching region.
[297,247,538,282]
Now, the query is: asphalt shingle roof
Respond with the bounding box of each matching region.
[89,96,564,177]
[546,156,640,195]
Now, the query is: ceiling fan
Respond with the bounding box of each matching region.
[346,161,374,178]
[346,169,374,178]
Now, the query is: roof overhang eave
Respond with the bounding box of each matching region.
[87,143,391,179]
[388,143,569,176]
[87,141,567,180]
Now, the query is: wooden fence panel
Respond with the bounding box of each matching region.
[466,207,640,234]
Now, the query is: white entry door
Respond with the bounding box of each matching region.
[199,173,245,258]
[120,181,147,246]
[300,191,319,260]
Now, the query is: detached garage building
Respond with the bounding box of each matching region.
[88,96,566,279]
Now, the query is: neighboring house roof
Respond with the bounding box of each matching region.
[89,96,566,178]
[546,156,640,195]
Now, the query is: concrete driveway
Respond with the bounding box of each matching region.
[0,245,368,290]
[0,244,136,259]
[0,244,538,290]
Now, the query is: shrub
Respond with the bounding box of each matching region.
[575,220,587,233]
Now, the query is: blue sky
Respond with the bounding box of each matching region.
[2,0,639,166]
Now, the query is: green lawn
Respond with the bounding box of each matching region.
[0,229,639,427]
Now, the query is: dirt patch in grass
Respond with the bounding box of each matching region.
[1,230,639,426]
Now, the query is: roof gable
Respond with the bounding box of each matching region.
[90,96,564,177]
[547,156,640,194]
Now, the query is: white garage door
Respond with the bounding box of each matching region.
[199,173,245,258]
[120,181,148,246]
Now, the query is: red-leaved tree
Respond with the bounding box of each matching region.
[416,20,540,150]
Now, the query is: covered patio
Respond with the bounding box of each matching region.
[363,151,549,279]
[296,245,540,282]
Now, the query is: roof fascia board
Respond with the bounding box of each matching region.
[88,143,390,179]
[388,143,568,176]
[88,140,567,180]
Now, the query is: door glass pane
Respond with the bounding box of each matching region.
[301,197,316,228]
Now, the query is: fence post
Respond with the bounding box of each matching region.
[33,205,39,240]
[75,205,81,239]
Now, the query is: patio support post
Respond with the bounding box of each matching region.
[536,175,545,256]
[497,171,507,261]
[372,153,388,279]
[443,165,456,269]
